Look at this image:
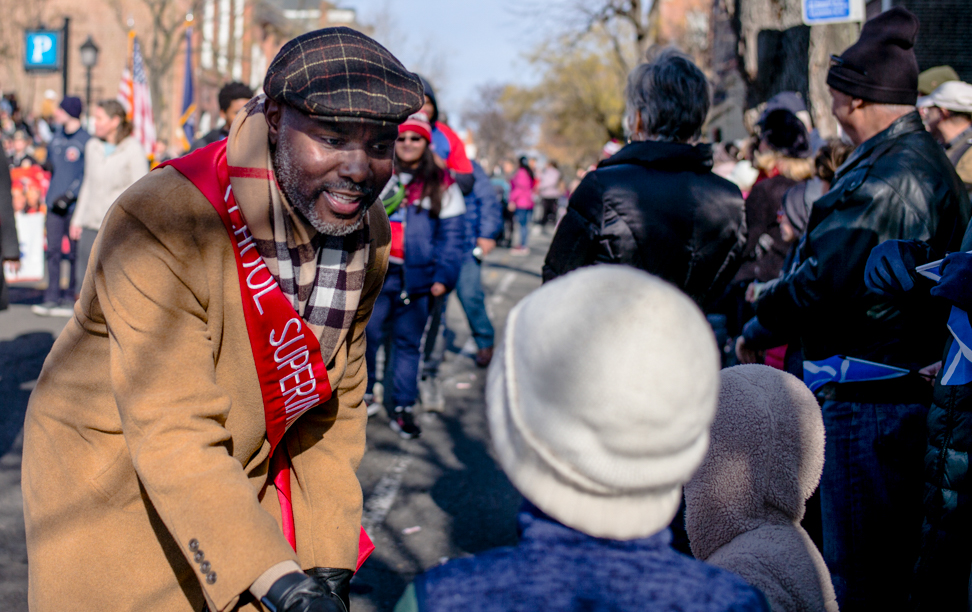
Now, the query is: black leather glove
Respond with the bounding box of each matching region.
[930,252,972,311]
[307,568,353,611]
[49,194,74,216]
[261,572,348,612]
[864,239,931,296]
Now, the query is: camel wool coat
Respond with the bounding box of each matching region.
[21,165,390,612]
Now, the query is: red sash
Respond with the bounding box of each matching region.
[159,141,374,571]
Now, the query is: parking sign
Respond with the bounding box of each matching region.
[803,0,865,25]
[25,30,62,71]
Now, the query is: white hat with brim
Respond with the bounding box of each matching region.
[486,266,720,540]
[917,81,972,113]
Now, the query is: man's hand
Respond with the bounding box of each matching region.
[3,258,20,274]
[261,572,347,612]
[430,282,447,297]
[931,252,972,311]
[432,151,446,170]
[69,224,83,241]
[476,238,495,257]
[919,361,943,387]
[735,336,763,364]
[865,240,925,296]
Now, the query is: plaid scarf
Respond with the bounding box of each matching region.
[225,96,370,364]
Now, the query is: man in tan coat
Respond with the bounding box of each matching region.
[21,28,423,612]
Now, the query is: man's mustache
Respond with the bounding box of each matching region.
[319,180,375,202]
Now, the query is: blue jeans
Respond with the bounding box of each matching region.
[44,210,76,303]
[515,208,531,248]
[422,256,495,378]
[820,399,928,610]
[365,266,430,409]
[457,256,494,350]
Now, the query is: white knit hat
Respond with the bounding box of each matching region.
[487,266,720,540]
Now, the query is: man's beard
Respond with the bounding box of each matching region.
[272,131,375,236]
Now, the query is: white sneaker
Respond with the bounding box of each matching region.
[31,301,57,316]
[49,301,75,317]
[364,393,382,417]
[419,376,444,412]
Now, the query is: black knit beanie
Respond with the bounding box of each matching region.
[826,7,920,105]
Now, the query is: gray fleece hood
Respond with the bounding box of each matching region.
[684,364,824,560]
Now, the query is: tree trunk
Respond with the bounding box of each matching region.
[710,0,862,138]
[808,22,860,138]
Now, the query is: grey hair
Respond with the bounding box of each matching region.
[624,48,711,143]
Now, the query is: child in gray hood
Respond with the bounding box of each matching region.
[685,364,838,612]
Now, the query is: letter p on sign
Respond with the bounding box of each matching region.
[32,36,53,63]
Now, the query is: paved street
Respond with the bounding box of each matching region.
[0,232,549,611]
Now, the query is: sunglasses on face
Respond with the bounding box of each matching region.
[397,135,424,143]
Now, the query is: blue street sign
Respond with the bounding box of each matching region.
[25,30,62,71]
[803,0,864,25]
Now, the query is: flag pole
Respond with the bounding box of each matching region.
[125,29,135,121]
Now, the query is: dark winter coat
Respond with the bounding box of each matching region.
[755,112,970,370]
[463,160,504,253]
[407,504,769,612]
[44,125,90,208]
[914,222,972,611]
[734,175,796,284]
[0,147,16,310]
[391,177,466,295]
[542,140,747,310]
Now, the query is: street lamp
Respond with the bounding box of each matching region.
[79,36,99,124]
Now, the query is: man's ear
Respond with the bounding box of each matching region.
[265,99,283,145]
[851,97,866,114]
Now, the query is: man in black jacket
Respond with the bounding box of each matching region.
[753,8,970,610]
[189,82,254,153]
[542,49,746,310]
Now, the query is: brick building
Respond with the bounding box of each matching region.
[5,0,367,153]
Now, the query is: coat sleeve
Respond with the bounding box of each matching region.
[71,139,97,228]
[754,196,887,338]
[287,207,390,570]
[472,162,503,241]
[129,139,150,184]
[96,183,297,611]
[542,171,604,282]
[432,184,467,290]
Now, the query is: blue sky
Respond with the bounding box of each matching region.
[349,0,534,128]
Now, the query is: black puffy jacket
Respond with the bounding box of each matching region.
[755,112,970,370]
[914,222,972,611]
[542,140,746,309]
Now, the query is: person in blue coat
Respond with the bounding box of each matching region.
[394,266,770,612]
[366,112,465,439]
[420,159,505,407]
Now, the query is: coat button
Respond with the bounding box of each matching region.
[200,561,211,573]
[206,572,217,584]
[188,539,199,552]
[194,551,205,563]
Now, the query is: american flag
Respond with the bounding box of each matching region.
[118,33,156,156]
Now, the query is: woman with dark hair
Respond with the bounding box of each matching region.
[366,112,465,439]
[70,98,148,290]
[509,155,535,254]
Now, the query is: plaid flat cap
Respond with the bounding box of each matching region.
[264,27,424,124]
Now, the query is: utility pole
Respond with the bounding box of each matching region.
[61,17,70,97]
